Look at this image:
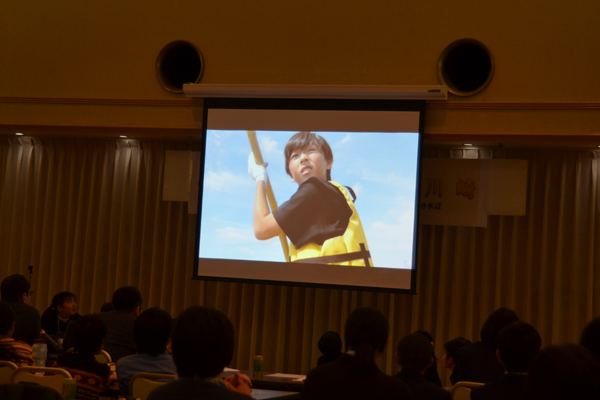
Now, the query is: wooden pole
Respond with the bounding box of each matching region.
[247,131,290,261]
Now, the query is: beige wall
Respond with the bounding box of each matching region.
[2,2,600,135]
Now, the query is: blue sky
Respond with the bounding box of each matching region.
[198,130,419,269]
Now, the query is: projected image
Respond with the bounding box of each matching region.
[198,129,419,269]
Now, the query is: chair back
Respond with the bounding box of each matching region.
[129,372,177,400]
[66,348,112,363]
[10,366,72,394]
[94,350,112,364]
[449,381,485,400]
[0,361,18,384]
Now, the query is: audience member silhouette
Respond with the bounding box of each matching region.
[55,314,112,400]
[116,307,177,397]
[147,306,252,400]
[96,286,142,362]
[579,317,600,361]
[317,331,342,366]
[40,291,81,351]
[521,345,600,400]
[453,307,518,383]
[470,321,541,400]
[0,301,33,366]
[303,306,412,400]
[0,274,40,345]
[394,333,451,400]
[441,337,471,385]
[414,329,442,387]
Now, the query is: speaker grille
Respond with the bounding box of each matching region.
[438,39,494,96]
[156,41,204,93]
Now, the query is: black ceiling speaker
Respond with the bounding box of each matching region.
[438,39,494,96]
[156,40,204,93]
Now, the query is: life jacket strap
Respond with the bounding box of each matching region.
[292,243,371,267]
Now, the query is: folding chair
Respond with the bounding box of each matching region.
[66,348,112,363]
[449,381,485,400]
[10,366,72,394]
[0,361,18,384]
[94,350,112,364]
[129,372,177,400]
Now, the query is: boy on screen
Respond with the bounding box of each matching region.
[249,131,372,266]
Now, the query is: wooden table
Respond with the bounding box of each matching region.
[224,370,304,394]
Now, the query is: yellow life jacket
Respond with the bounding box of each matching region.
[289,181,372,267]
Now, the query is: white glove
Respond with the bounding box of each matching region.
[248,153,268,182]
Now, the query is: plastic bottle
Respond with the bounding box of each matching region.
[32,338,48,367]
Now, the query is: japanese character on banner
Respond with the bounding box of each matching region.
[456,178,476,200]
[423,178,443,198]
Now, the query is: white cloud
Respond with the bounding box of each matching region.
[364,198,416,269]
[207,130,234,148]
[216,226,255,244]
[352,181,363,197]
[259,136,279,159]
[204,170,253,192]
[335,135,351,148]
[359,169,416,192]
[236,246,256,256]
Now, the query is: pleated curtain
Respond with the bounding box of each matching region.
[1,137,598,384]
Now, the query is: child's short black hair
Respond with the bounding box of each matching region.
[580,317,600,361]
[443,337,471,361]
[397,333,434,371]
[318,331,342,357]
[480,307,519,347]
[73,314,107,355]
[497,321,541,372]
[344,307,388,371]
[1,274,30,302]
[522,345,600,400]
[134,307,172,357]
[171,306,234,379]
[111,286,142,312]
[51,291,76,309]
[284,132,333,181]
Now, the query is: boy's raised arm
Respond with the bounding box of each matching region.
[248,154,284,240]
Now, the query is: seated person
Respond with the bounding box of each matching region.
[316,331,342,366]
[580,317,600,361]
[470,321,541,400]
[0,274,40,345]
[40,291,80,346]
[441,337,471,385]
[148,306,252,400]
[55,315,112,400]
[96,286,142,362]
[302,307,412,400]
[415,329,442,387]
[453,307,518,383]
[394,333,451,400]
[116,307,177,397]
[0,302,34,366]
[521,345,600,400]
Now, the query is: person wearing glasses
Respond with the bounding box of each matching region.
[0,274,40,346]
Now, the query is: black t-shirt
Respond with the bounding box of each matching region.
[273,177,353,249]
[41,308,81,337]
[303,354,413,400]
